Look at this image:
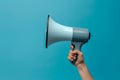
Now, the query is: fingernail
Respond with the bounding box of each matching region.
[74,57,76,59]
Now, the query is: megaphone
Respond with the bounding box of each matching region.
[46,15,91,50]
[46,15,91,64]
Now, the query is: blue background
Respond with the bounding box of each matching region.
[0,0,120,80]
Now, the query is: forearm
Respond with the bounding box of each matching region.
[77,63,93,80]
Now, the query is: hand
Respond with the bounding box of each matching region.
[68,45,93,80]
[68,45,84,67]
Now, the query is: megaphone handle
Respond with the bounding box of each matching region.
[71,42,83,65]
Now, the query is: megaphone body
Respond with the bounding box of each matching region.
[46,15,90,50]
[46,15,91,64]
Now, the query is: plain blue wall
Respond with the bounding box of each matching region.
[0,0,120,80]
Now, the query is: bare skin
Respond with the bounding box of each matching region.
[68,45,93,80]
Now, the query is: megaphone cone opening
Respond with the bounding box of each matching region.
[45,15,50,48]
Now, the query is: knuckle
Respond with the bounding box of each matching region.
[67,56,70,60]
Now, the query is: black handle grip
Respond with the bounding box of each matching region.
[70,42,83,65]
[71,54,78,64]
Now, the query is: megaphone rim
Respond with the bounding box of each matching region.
[45,15,50,48]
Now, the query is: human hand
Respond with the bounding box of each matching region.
[68,45,84,67]
[68,45,93,80]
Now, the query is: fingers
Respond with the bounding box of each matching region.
[68,50,82,61]
[68,55,74,61]
[68,50,76,61]
[70,45,74,50]
[70,45,82,55]
[68,50,74,61]
[68,45,83,61]
[68,45,83,62]
[68,45,84,66]
[71,50,83,55]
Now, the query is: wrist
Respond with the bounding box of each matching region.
[76,62,86,70]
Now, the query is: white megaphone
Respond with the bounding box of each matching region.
[45,15,91,64]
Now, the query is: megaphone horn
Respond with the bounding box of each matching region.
[46,15,91,50]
